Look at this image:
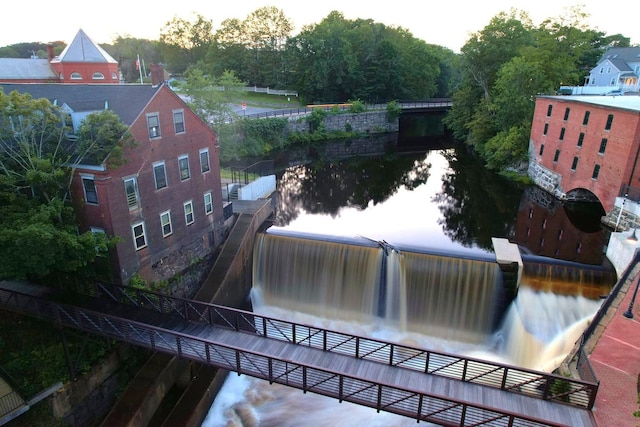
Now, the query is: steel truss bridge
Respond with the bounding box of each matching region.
[0,281,596,427]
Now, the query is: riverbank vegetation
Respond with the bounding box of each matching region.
[2,6,631,174]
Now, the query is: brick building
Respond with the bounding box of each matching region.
[0,29,120,84]
[1,82,225,284]
[528,95,640,214]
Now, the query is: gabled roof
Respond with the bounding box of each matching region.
[51,29,117,64]
[0,83,161,125]
[598,47,640,65]
[0,58,58,79]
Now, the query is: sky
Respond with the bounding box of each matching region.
[3,1,638,53]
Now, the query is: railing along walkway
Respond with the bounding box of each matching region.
[0,281,596,427]
[237,100,452,121]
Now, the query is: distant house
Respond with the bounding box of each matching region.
[0,29,120,84]
[0,82,226,285]
[585,47,640,93]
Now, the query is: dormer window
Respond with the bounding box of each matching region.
[70,72,83,80]
[92,72,105,80]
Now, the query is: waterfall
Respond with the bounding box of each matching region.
[253,232,504,343]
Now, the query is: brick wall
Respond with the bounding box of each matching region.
[529,96,640,211]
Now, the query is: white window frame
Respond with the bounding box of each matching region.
[199,148,210,173]
[178,155,190,181]
[132,221,147,250]
[70,72,83,80]
[124,176,140,209]
[147,113,161,139]
[173,110,185,134]
[153,161,167,190]
[81,175,98,205]
[184,200,194,225]
[92,72,105,80]
[160,210,173,237]
[204,192,213,215]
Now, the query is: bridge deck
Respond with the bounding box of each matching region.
[0,281,595,426]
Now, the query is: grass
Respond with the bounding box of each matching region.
[231,90,302,108]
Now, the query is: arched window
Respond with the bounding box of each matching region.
[70,72,83,80]
[92,72,105,80]
[111,72,118,80]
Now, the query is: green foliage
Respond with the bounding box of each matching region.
[217,117,290,162]
[386,100,401,122]
[446,5,619,172]
[0,90,120,282]
[307,108,327,133]
[483,125,530,170]
[184,68,245,130]
[348,100,365,113]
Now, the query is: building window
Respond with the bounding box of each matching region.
[563,108,570,121]
[546,105,553,117]
[92,72,105,80]
[70,72,82,80]
[577,132,584,147]
[559,128,565,141]
[553,149,560,163]
[111,72,118,80]
[82,177,98,204]
[592,164,600,180]
[184,201,194,225]
[147,113,161,138]
[173,110,185,134]
[178,155,190,180]
[582,111,590,125]
[200,149,210,173]
[160,210,172,237]
[599,138,608,154]
[153,162,167,189]
[132,222,147,250]
[543,123,548,135]
[571,156,578,171]
[124,177,140,209]
[539,144,544,156]
[605,114,614,131]
[204,192,213,215]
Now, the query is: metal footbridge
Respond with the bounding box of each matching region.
[0,281,597,427]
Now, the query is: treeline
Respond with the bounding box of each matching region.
[1,6,634,172]
[445,7,631,172]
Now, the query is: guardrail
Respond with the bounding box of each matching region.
[60,282,598,409]
[0,284,572,426]
[230,100,452,122]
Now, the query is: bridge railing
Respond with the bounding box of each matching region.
[79,282,598,409]
[0,285,569,426]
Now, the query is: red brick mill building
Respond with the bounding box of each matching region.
[528,95,640,228]
[1,82,226,285]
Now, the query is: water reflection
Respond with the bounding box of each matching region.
[274,145,609,264]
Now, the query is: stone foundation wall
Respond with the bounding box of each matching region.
[287,110,397,134]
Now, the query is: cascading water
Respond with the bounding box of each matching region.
[203,233,609,427]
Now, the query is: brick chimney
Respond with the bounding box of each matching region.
[150,64,165,86]
[47,45,55,61]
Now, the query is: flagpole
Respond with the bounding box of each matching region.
[137,54,143,84]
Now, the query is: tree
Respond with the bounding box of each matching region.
[0,90,131,282]
[183,67,244,129]
[159,14,215,73]
[103,36,162,83]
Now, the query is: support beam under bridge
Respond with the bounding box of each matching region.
[492,238,523,300]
